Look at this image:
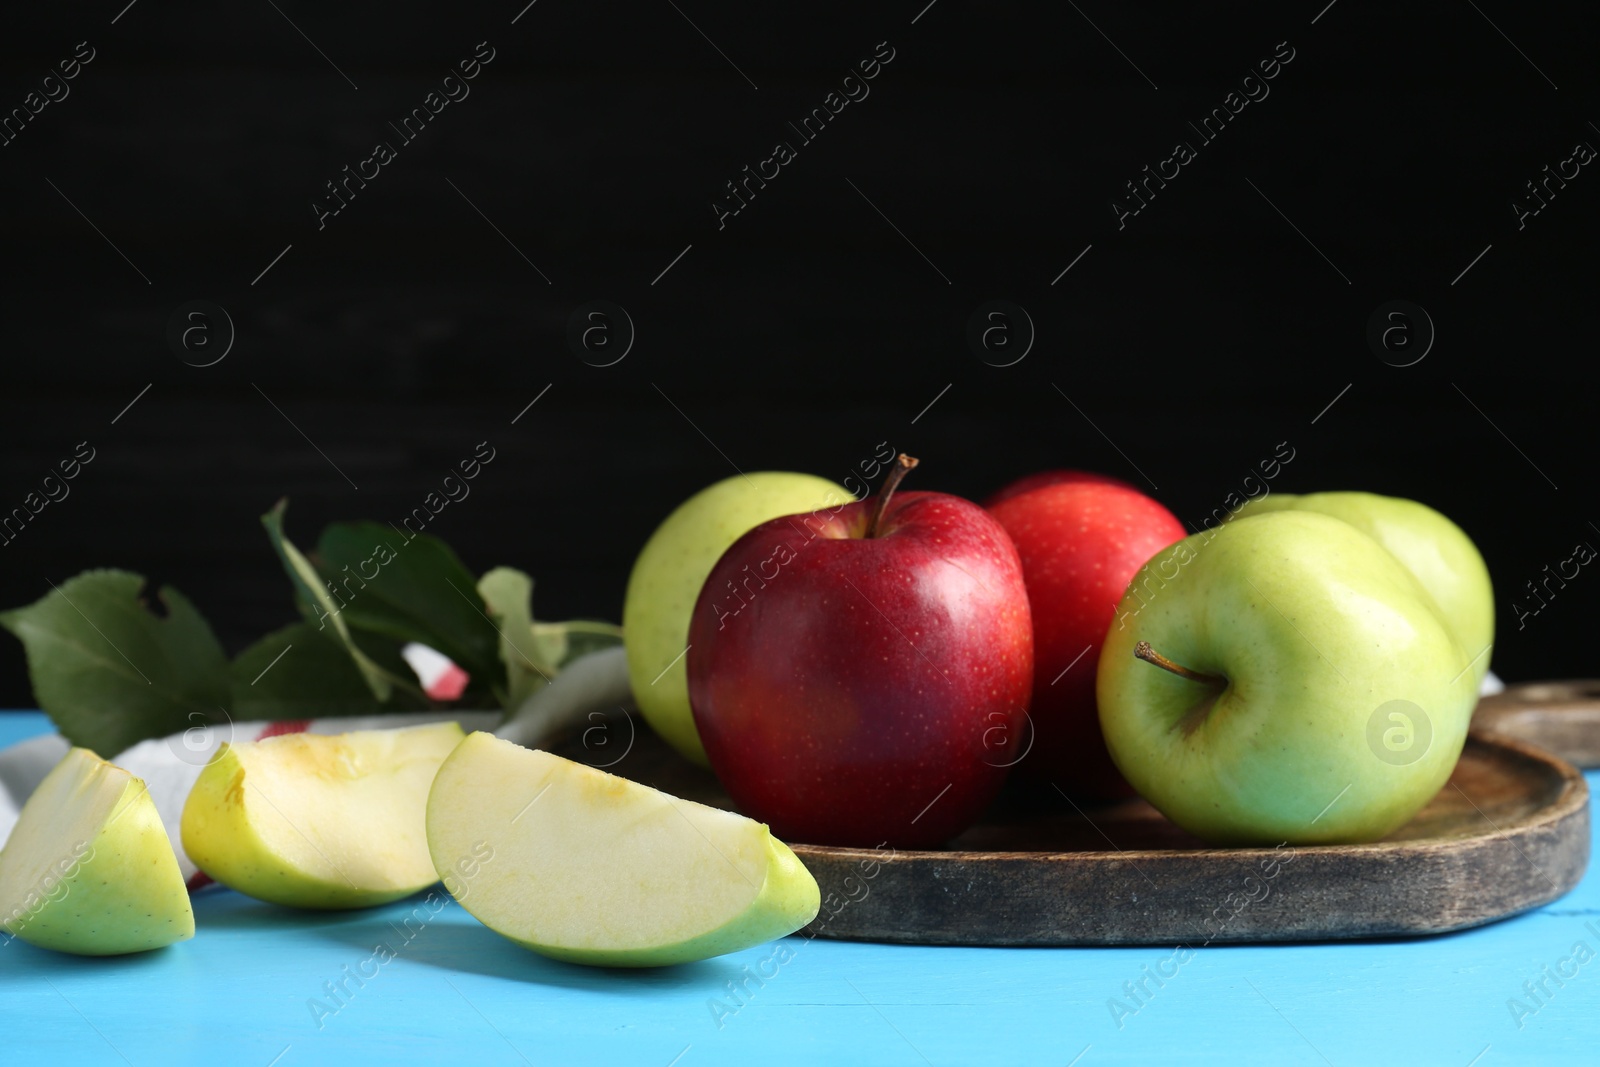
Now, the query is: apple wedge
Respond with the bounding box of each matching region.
[0,748,193,955]
[427,732,821,966]
[181,721,465,909]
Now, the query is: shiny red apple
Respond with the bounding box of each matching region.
[987,475,1185,797]
[983,469,1137,508]
[687,456,1033,848]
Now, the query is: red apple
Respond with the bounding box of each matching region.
[987,477,1185,797]
[984,469,1137,509]
[687,456,1033,848]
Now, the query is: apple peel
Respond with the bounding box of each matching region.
[0,748,194,955]
[426,732,820,966]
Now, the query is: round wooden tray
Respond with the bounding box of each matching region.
[1474,680,1600,768]
[551,723,1588,947]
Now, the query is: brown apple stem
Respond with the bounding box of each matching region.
[865,453,920,538]
[1134,641,1227,687]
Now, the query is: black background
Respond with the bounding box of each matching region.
[0,0,1595,704]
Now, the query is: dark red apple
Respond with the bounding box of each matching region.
[983,469,1137,509]
[987,477,1185,797]
[687,456,1033,848]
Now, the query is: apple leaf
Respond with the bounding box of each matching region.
[477,568,626,711]
[230,622,432,720]
[0,570,230,757]
[530,618,625,673]
[477,566,544,708]
[261,501,425,705]
[311,521,501,683]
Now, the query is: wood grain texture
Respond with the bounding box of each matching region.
[1473,681,1600,768]
[551,724,1590,948]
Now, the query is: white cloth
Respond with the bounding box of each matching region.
[0,711,499,882]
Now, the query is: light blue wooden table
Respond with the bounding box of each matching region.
[1,711,1592,1065]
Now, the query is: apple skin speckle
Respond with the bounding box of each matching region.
[987,479,1186,797]
[687,489,1033,848]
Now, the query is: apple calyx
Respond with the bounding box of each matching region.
[1133,640,1227,689]
[864,453,920,539]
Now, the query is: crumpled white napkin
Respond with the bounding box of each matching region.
[0,711,500,885]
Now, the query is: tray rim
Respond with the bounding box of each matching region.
[1473,680,1600,769]
[789,729,1590,946]
[791,728,1588,866]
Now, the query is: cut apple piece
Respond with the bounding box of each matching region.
[427,732,821,966]
[181,721,465,909]
[0,748,193,955]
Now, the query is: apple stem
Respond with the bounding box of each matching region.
[1133,641,1227,688]
[865,454,920,538]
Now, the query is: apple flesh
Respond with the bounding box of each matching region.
[1098,511,1477,844]
[688,457,1033,848]
[0,748,193,955]
[181,721,465,908]
[987,478,1186,796]
[426,731,820,966]
[1231,491,1494,683]
[624,471,850,766]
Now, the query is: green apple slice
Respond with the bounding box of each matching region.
[1,748,194,955]
[426,731,821,966]
[182,721,465,909]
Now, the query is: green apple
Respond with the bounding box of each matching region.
[1,748,193,955]
[181,721,465,908]
[426,731,820,966]
[1098,511,1477,845]
[1232,492,1494,683]
[624,471,849,765]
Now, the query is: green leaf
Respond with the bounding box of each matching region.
[230,622,431,720]
[312,521,501,682]
[0,570,230,757]
[530,618,624,672]
[476,568,626,711]
[261,501,423,705]
[473,566,550,710]
[476,566,547,708]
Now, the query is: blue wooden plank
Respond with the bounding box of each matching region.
[0,711,1593,1064]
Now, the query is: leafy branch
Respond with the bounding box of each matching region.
[0,501,622,757]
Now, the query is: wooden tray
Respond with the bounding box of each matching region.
[1474,680,1600,768]
[550,724,1588,947]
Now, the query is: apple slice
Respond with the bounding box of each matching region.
[0,748,193,955]
[427,732,821,966]
[182,721,465,909]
